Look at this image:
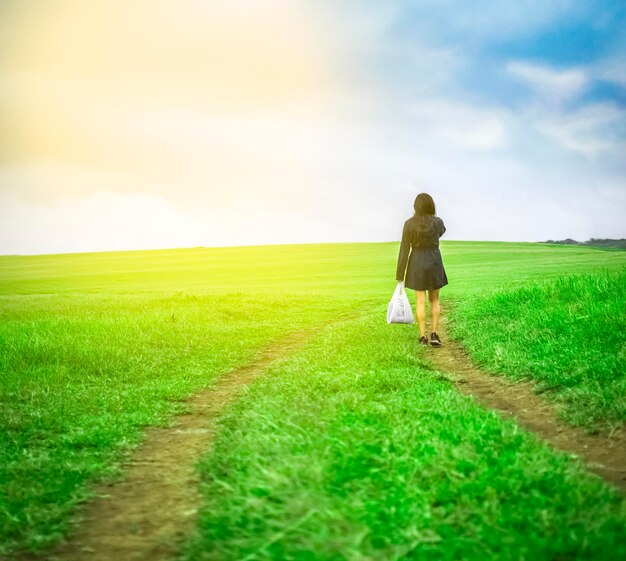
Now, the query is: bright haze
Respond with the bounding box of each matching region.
[1,0,625,254]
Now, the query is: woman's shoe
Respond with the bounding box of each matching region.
[419,335,429,346]
[430,332,442,347]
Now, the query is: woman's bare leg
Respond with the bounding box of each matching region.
[428,289,441,333]
[415,290,427,337]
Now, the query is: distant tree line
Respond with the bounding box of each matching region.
[540,238,626,249]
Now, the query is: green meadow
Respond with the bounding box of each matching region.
[1,241,625,558]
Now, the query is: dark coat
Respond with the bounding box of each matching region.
[396,215,448,291]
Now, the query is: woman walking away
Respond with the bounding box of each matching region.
[396,193,448,347]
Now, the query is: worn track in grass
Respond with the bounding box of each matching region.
[427,316,626,492]
[17,310,625,561]
[38,328,318,561]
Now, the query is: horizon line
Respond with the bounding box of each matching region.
[0,238,594,259]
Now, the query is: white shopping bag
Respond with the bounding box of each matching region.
[386,282,415,324]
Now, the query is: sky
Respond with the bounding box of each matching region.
[1,0,625,254]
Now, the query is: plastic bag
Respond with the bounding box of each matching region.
[386,282,415,324]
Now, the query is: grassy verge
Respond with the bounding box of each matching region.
[448,270,626,431]
[181,311,626,561]
[0,293,354,555]
[2,241,625,557]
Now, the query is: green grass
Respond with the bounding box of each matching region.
[449,270,626,431]
[2,241,626,297]
[182,311,626,561]
[1,241,625,557]
[0,293,357,554]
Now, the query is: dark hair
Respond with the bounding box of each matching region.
[409,193,438,240]
[413,193,436,216]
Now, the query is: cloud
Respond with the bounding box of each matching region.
[1,0,625,255]
[535,102,626,156]
[507,61,589,105]
[597,55,626,88]
[409,100,507,150]
[503,59,626,158]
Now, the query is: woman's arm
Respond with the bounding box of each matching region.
[395,222,411,282]
[438,217,446,237]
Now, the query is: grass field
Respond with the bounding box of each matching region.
[451,270,626,431]
[0,294,354,553]
[182,310,625,561]
[1,241,625,558]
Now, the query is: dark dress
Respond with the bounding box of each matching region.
[396,215,448,291]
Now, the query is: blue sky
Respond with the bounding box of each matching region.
[0,0,624,253]
[315,0,626,241]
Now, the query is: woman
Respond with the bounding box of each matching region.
[396,193,448,347]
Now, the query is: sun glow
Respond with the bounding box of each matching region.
[1,0,345,252]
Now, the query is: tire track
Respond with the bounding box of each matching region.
[426,316,626,492]
[41,328,318,561]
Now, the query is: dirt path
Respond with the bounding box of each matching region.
[21,310,624,561]
[427,317,626,492]
[43,328,316,561]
